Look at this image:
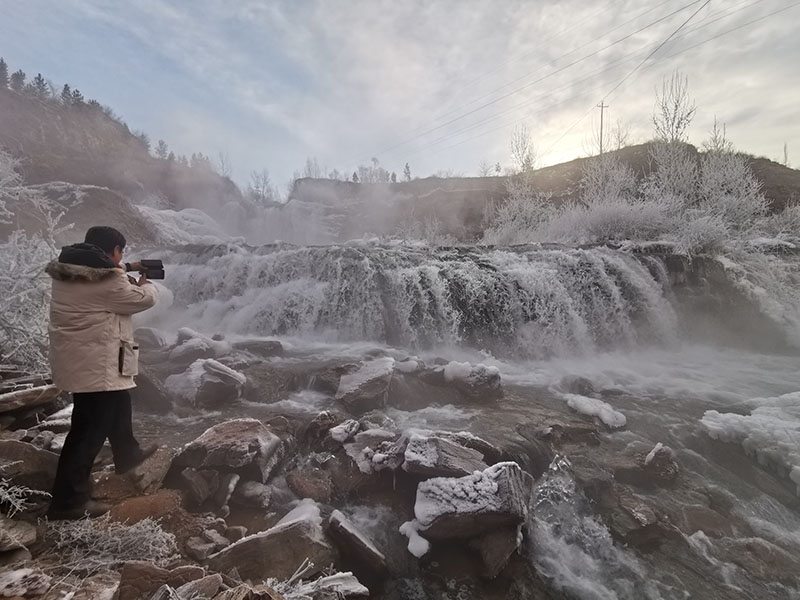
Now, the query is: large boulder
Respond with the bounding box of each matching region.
[172,419,282,483]
[168,328,231,367]
[335,358,395,415]
[130,364,172,414]
[165,359,246,409]
[242,363,301,403]
[232,339,284,358]
[207,501,335,581]
[468,526,522,579]
[402,434,488,478]
[412,462,530,540]
[0,440,59,491]
[329,510,387,578]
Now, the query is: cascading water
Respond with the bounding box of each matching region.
[148,242,678,358]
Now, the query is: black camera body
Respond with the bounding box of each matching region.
[140,259,165,280]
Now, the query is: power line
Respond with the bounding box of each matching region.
[367,0,705,162]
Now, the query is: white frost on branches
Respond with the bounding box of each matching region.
[0,149,71,374]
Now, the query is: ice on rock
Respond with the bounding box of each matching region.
[399,520,431,558]
[562,393,626,429]
[702,391,800,494]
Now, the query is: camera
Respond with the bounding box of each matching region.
[139,259,165,280]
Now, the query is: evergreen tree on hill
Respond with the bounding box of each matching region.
[70,88,84,106]
[32,73,48,99]
[10,70,25,92]
[61,84,72,105]
[0,59,8,89]
[155,139,169,159]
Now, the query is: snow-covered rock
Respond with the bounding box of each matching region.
[561,393,626,429]
[165,359,245,408]
[409,462,530,541]
[402,433,488,478]
[172,418,282,483]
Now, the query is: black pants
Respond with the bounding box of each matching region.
[49,389,141,509]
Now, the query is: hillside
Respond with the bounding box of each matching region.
[0,86,242,216]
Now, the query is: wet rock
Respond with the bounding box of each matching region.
[0,517,37,551]
[608,489,669,549]
[169,328,231,366]
[181,467,220,506]
[329,510,388,577]
[194,360,247,408]
[0,547,31,567]
[413,462,530,540]
[309,363,360,395]
[0,439,59,491]
[207,512,335,582]
[445,362,502,402]
[715,536,800,585]
[358,411,396,431]
[30,429,55,451]
[402,434,488,478]
[130,364,172,414]
[300,411,344,447]
[286,464,333,503]
[231,480,272,509]
[468,525,521,579]
[0,384,60,415]
[116,561,205,600]
[676,505,734,537]
[558,375,596,396]
[335,358,395,415]
[173,419,283,483]
[641,444,679,484]
[242,363,301,403]
[326,452,378,496]
[214,473,240,515]
[233,339,284,358]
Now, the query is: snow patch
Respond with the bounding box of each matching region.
[561,393,626,429]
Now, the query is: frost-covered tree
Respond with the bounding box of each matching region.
[9,69,25,92]
[352,171,359,183]
[0,150,71,373]
[0,58,8,89]
[478,160,493,177]
[403,162,412,181]
[248,169,276,205]
[391,171,397,183]
[510,124,536,175]
[652,70,695,144]
[302,156,323,179]
[155,139,169,159]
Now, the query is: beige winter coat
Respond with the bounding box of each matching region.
[45,261,158,393]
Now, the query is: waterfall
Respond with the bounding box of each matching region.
[150,242,679,358]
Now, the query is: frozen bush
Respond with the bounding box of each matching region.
[43,514,178,574]
[0,463,50,517]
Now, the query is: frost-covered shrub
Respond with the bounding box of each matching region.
[644,141,698,205]
[43,515,178,574]
[482,177,553,245]
[697,151,767,233]
[580,154,638,202]
[0,463,50,517]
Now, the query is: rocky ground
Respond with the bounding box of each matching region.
[1,328,798,600]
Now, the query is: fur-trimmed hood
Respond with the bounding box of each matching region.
[45,261,120,282]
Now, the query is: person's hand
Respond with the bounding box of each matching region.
[128,261,144,272]
[137,274,151,286]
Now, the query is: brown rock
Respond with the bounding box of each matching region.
[129,447,175,494]
[174,573,223,599]
[335,359,394,415]
[173,419,282,483]
[116,561,205,600]
[207,519,335,582]
[242,363,299,403]
[180,467,220,506]
[109,489,183,525]
[0,517,37,551]
[233,339,284,358]
[286,465,333,503]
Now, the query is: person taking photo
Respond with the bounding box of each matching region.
[45,225,158,520]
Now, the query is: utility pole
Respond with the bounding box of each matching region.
[597,101,608,155]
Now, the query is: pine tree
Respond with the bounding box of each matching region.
[70,88,84,106]
[352,171,359,183]
[167,151,176,161]
[0,59,8,89]
[403,162,411,181]
[61,84,72,105]
[391,172,397,183]
[10,70,25,92]
[32,73,48,99]
[155,139,169,159]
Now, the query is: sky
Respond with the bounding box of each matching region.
[1,0,798,191]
